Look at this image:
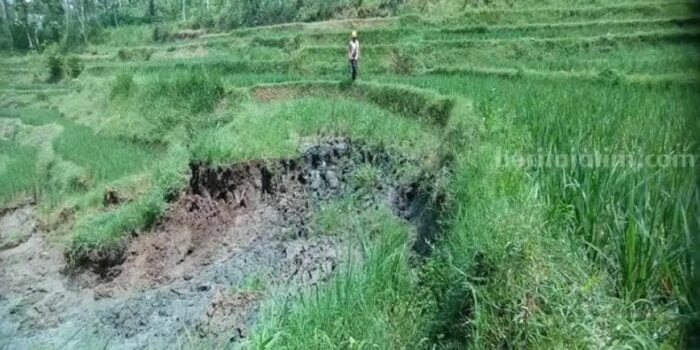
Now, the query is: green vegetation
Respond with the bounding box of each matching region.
[250,206,428,349]
[389,74,698,347]
[191,96,442,166]
[106,70,227,142]
[1,108,61,126]
[54,124,157,182]
[0,0,697,348]
[51,72,453,262]
[0,140,38,204]
[45,54,85,83]
[68,143,189,264]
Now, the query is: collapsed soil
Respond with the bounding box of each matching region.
[0,206,36,250]
[0,139,439,349]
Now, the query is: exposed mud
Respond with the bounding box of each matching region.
[0,139,441,349]
[0,206,36,250]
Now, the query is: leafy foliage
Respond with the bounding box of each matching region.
[46,55,64,83]
[65,56,84,78]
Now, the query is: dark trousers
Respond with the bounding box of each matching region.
[350,59,358,80]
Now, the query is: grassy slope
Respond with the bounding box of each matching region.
[192,96,443,167]
[76,2,698,83]
[84,31,700,84]
[248,206,431,349]
[0,106,161,207]
[0,0,697,348]
[56,73,452,262]
[233,3,696,348]
[384,74,697,348]
[0,140,38,204]
[232,75,696,349]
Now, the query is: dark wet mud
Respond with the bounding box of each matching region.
[0,139,441,349]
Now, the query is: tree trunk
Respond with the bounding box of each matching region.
[0,0,14,50]
[0,0,10,22]
[80,0,88,45]
[34,26,41,50]
[148,0,155,18]
[20,1,34,50]
[25,25,34,50]
[63,0,70,45]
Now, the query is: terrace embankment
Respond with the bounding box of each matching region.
[0,138,443,349]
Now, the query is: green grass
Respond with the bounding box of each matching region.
[105,69,232,143]
[54,123,159,182]
[68,142,190,263]
[247,206,430,349]
[405,1,698,24]
[423,16,700,40]
[0,108,63,125]
[0,140,38,204]
[94,24,156,48]
[192,96,443,169]
[0,106,161,193]
[80,1,695,57]
[371,73,697,347]
[0,105,166,263]
[188,68,695,349]
[217,70,696,349]
[67,17,700,348]
[66,77,454,263]
[2,1,699,348]
[83,28,699,80]
[423,126,685,348]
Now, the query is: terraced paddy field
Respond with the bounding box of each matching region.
[0,1,698,349]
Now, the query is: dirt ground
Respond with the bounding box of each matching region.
[0,139,435,349]
[0,206,36,250]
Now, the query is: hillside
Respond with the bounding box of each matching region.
[0,1,698,349]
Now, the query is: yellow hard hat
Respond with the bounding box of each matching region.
[351,31,358,38]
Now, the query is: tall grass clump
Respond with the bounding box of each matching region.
[53,123,159,182]
[247,206,432,349]
[65,56,84,79]
[0,141,38,204]
[0,108,62,126]
[355,82,454,127]
[248,81,455,127]
[45,55,84,82]
[191,96,442,171]
[95,24,154,47]
[116,47,153,62]
[377,74,698,347]
[108,70,228,143]
[46,55,64,83]
[403,1,697,24]
[67,142,190,264]
[517,81,696,307]
[110,72,135,99]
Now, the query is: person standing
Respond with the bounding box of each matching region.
[348,31,360,81]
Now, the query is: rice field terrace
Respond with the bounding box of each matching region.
[0,0,698,349]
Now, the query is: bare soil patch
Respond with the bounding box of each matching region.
[0,139,440,349]
[0,205,36,250]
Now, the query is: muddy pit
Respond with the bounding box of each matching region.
[0,139,439,349]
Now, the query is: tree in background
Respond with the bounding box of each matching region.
[0,0,13,50]
[147,0,155,18]
[0,0,409,52]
